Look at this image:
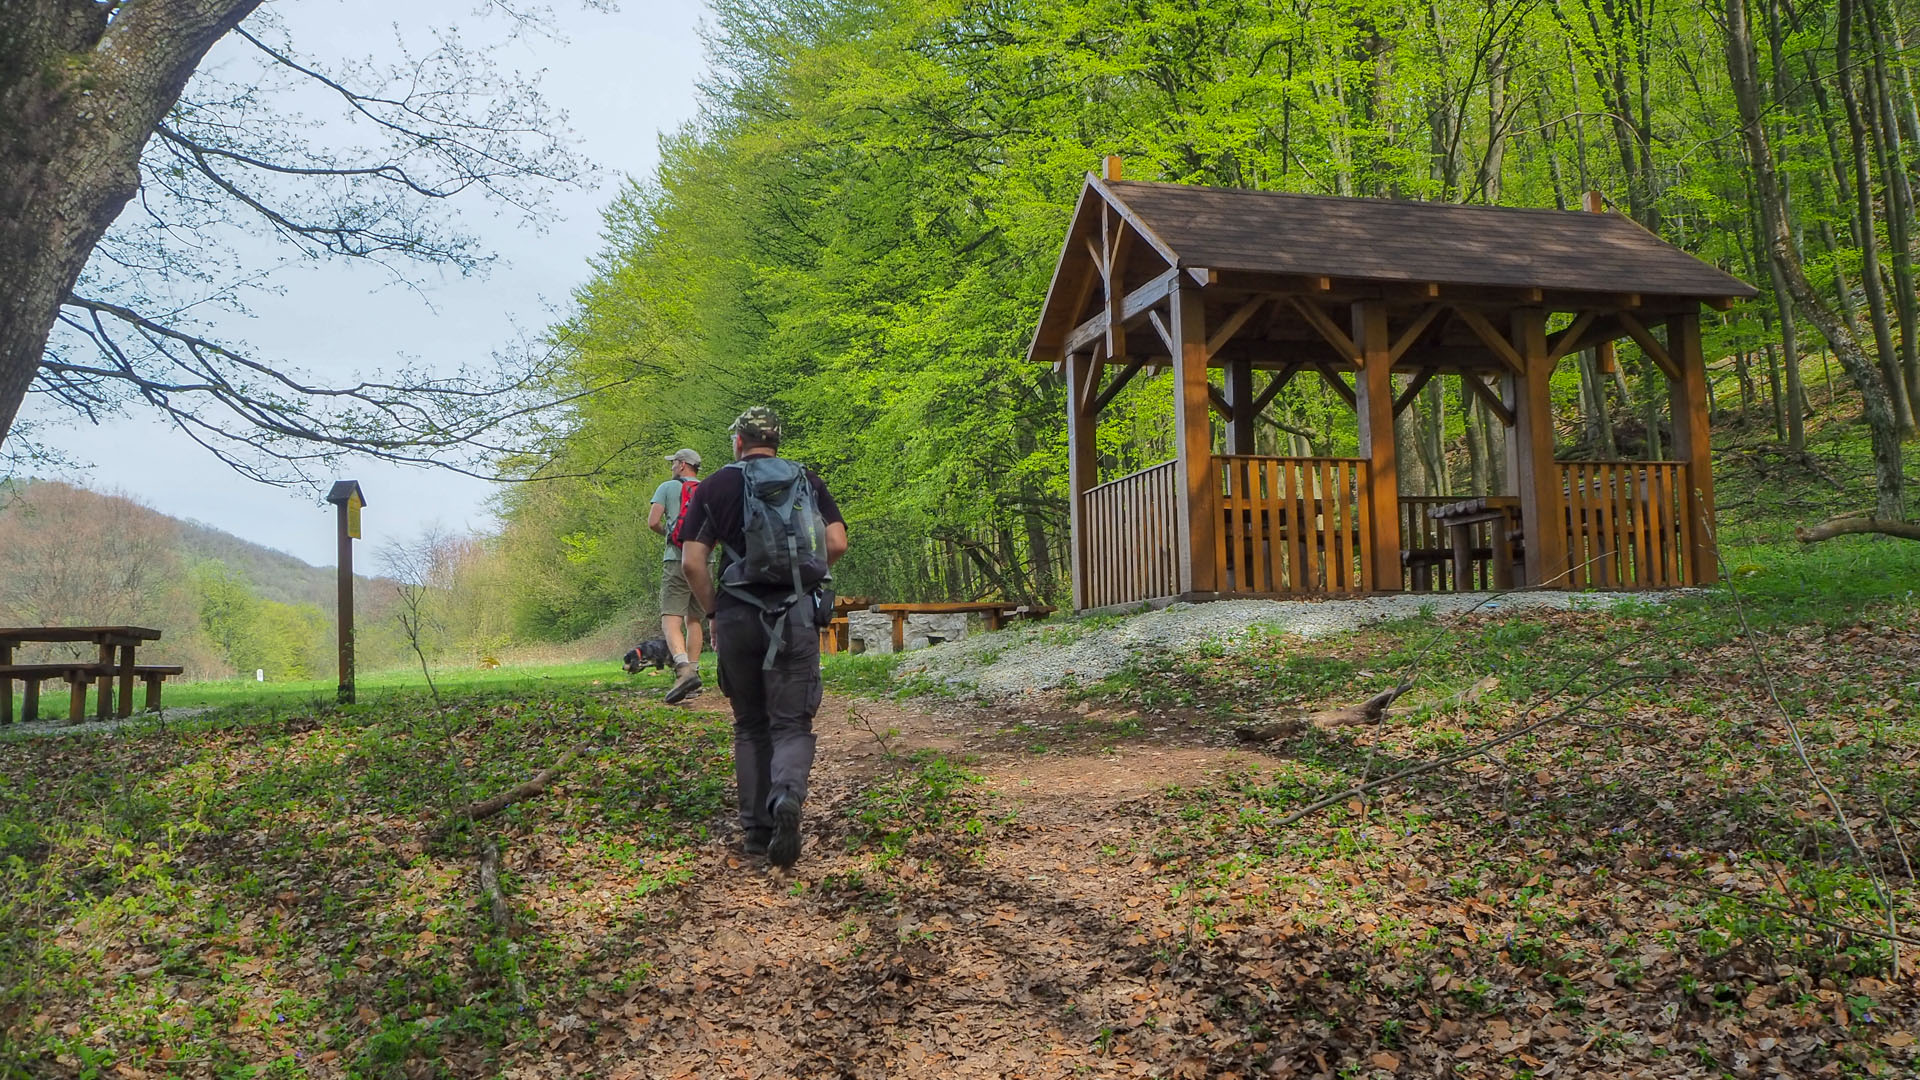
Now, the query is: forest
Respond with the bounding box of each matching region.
[492,0,1920,642]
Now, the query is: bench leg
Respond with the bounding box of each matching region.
[22,678,38,723]
[891,614,905,653]
[69,674,88,723]
[145,676,163,713]
[117,645,135,719]
[1,675,8,726]
[95,643,114,720]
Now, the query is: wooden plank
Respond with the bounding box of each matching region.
[1208,384,1232,419]
[1648,464,1671,587]
[1657,464,1680,587]
[1215,458,1234,593]
[1618,311,1680,381]
[1388,303,1446,365]
[1353,459,1372,594]
[1453,305,1526,374]
[1564,464,1587,588]
[1666,313,1716,584]
[1608,462,1631,586]
[1288,297,1363,365]
[1675,463,1697,586]
[1351,301,1402,591]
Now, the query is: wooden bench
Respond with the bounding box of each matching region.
[1,663,185,723]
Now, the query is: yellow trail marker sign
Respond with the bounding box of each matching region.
[345,490,363,539]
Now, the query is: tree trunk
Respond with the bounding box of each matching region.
[1726,0,1908,519]
[1866,0,1920,415]
[1836,0,1917,435]
[0,0,265,446]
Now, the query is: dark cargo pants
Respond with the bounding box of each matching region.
[714,603,821,833]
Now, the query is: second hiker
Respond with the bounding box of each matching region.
[650,447,706,701]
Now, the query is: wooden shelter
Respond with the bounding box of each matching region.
[1029,162,1756,612]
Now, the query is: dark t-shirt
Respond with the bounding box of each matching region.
[680,455,844,610]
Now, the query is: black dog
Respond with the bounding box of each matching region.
[622,638,674,673]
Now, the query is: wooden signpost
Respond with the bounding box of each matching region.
[325,481,366,704]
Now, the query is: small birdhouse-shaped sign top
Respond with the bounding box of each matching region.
[326,480,367,540]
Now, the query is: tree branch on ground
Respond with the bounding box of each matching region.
[1795,513,1920,542]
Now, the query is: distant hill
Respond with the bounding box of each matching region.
[174,516,342,609]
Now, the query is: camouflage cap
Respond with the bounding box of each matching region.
[730,405,782,441]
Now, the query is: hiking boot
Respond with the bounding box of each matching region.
[663,661,702,704]
[743,828,772,857]
[768,793,803,868]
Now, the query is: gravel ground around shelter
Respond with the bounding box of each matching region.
[895,590,1675,697]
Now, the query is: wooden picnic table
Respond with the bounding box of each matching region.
[819,597,873,655]
[870,602,1056,652]
[0,626,176,724]
[1426,497,1522,590]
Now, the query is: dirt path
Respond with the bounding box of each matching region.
[504,692,1267,1079]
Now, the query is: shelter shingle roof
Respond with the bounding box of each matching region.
[1103,179,1757,299]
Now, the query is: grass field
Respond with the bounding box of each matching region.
[2,396,1918,1078]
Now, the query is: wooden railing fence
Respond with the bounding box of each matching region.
[1559,461,1692,588]
[1215,456,1370,595]
[1080,460,1181,608]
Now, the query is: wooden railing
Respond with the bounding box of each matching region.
[1215,456,1370,595]
[1560,461,1692,588]
[1081,460,1181,608]
[1400,495,1519,592]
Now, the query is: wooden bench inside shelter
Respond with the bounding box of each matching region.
[870,601,1056,653]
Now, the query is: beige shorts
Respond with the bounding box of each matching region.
[659,559,703,622]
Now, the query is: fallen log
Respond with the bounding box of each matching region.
[1795,513,1920,543]
[435,743,584,839]
[478,840,528,1004]
[1235,682,1411,744]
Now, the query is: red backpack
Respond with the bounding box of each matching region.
[667,478,700,547]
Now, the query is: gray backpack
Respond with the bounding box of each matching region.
[720,457,831,664]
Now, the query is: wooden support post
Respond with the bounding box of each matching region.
[1351,301,1402,592]
[1066,350,1100,610]
[68,672,87,723]
[1225,359,1255,454]
[1666,311,1718,584]
[117,643,135,719]
[95,641,113,720]
[1,641,11,725]
[1505,308,1568,587]
[1170,282,1217,594]
[326,480,366,704]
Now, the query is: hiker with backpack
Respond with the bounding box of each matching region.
[676,407,847,867]
[649,448,706,697]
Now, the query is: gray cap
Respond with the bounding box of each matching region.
[666,448,702,468]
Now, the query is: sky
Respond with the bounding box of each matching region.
[20,0,710,567]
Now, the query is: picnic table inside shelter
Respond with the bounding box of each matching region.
[0,626,182,723]
[869,601,1056,652]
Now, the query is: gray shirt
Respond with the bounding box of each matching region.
[651,477,694,562]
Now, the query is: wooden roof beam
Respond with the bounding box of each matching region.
[1616,310,1680,380]
[1090,358,1147,413]
[1388,303,1446,365]
[1207,384,1232,419]
[1286,297,1363,366]
[1206,297,1266,358]
[1392,368,1439,417]
[1249,365,1298,418]
[1310,358,1358,409]
[1546,310,1596,365]
[1059,266,1183,357]
[1450,306,1526,375]
[1461,373,1515,427]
